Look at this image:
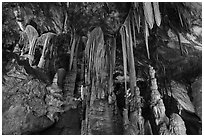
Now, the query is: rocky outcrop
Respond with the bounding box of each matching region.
[37,65,81,135]
[159,113,186,135]
[2,104,53,135]
[170,81,195,113]
[168,80,201,134]
[169,113,186,135]
[2,62,54,134]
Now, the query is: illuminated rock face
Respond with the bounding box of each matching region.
[171,81,195,113]
[191,77,202,120]
[169,113,186,135]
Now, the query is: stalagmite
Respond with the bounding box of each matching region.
[149,66,167,126]
[149,66,187,135]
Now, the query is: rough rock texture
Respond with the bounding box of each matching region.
[40,68,78,122]
[169,113,186,135]
[191,76,202,120]
[159,123,171,135]
[170,81,195,113]
[45,76,64,122]
[158,113,186,135]
[157,40,202,81]
[38,69,81,135]
[2,104,53,135]
[2,62,54,134]
[167,80,201,135]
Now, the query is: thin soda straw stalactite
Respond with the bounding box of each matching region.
[69,30,77,71]
[144,21,150,60]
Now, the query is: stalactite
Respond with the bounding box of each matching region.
[120,11,145,135]
[37,32,56,68]
[22,25,39,67]
[83,27,114,134]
